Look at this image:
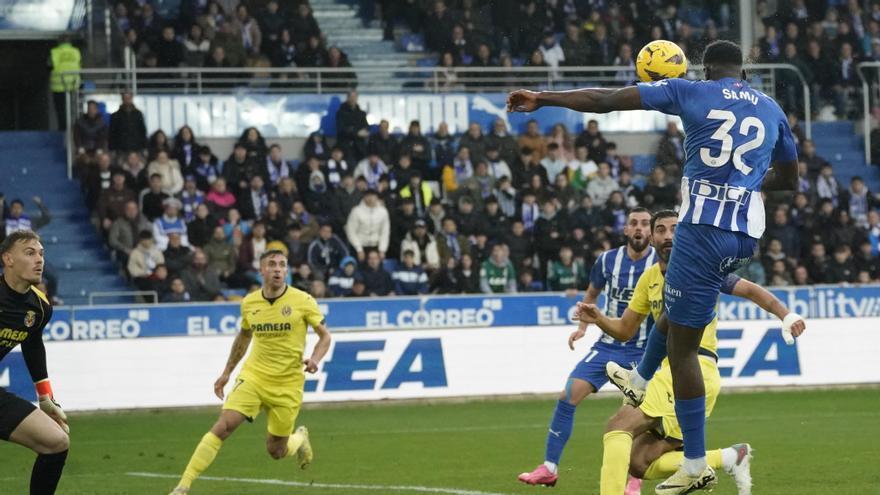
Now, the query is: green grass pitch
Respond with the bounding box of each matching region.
[0,388,874,494]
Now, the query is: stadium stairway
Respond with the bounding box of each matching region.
[311,0,421,91]
[0,132,129,306]
[811,121,880,191]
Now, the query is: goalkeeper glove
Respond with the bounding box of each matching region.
[35,379,69,434]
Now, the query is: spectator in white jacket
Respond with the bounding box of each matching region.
[586,161,619,206]
[127,230,165,290]
[400,219,440,271]
[147,149,184,195]
[345,189,390,261]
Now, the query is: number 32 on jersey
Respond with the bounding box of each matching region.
[699,109,765,175]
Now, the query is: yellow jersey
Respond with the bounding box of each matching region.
[627,263,720,358]
[239,285,324,383]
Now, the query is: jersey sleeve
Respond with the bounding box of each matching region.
[720,274,741,295]
[772,117,798,162]
[302,295,325,328]
[588,253,607,290]
[627,271,652,315]
[637,78,690,115]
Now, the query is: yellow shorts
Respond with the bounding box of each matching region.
[223,374,303,437]
[639,355,721,441]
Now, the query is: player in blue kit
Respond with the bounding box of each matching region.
[518,207,656,490]
[509,40,798,494]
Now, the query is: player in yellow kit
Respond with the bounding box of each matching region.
[575,211,806,495]
[170,249,332,494]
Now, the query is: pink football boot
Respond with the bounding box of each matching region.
[517,464,558,486]
[624,475,643,495]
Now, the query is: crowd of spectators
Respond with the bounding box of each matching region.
[114,0,356,88]
[71,89,880,303]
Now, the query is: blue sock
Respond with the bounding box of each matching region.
[544,400,576,465]
[675,396,707,460]
[636,327,668,381]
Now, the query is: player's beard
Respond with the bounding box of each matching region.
[627,235,650,253]
[657,242,673,262]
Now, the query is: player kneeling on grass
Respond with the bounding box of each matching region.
[170,249,332,494]
[574,210,806,494]
[0,230,70,495]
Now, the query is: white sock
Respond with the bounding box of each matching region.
[682,456,707,476]
[543,461,558,474]
[631,370,648,389]
[720,448,738,471]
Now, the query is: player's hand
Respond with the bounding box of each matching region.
[507,89,541,113]
[214,372,230,400]
[303,358,319,374]
[568,327,586,350]
[38,396,69,434]
[788,317,806,337]
[573,302,602,325]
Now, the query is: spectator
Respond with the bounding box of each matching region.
[805,242,829,283]
[486,118,518,166]
[424,0,456,52]
[187,146,220,192]
[204,225,237,281]
[484,144,512,183]
[85,152,120,210]
[454,196,490,238]
[589,24,614,65]
[183,24,211,66]
[841,176,879,228]
[642,167,677,210]
[153,198,190,250]
[353,152,389,191]
[430,122,457,177]
[97,171,136,230]
[181,249,223,301]
[238,175,268,221]
[156,26,184,67]
[540,142,568,184]
[400,120,432,172]
[656,121,685,169]
[359,250,394,296]
[459,122,487,164]
[832,42,859,118]
[561,21,590,67]
[147,130,171,162]
[801,139,830,179]
[148,150,184,195]
[427,198,446,233]
[289,3,321,46]
[855,240,880,279]
[826,244,857,283]
[163,232,193,277]
[325,147,350,190]
[766,207,801,261]
[295,35,328,68]
[290,200,319,242]
[547,245,586,293]
[237,221,269,283]
[345,189,390,260]
[187,203,215,248]
[480,243,516,293]
[336,91,369,162]
[324,47,357,91]
[140,173,170,221]
[128,230,165,289]
[179,176,205,222]
[108,200,151,263]
[223,143,261,196]
[518,120,547,161]
[232,4,261,57]
[369,120,399,166]
[456,253,481,293]
[569,145,598,192]
[73,100,108,156]
[238,127,268,162]
[576,119,608,163]
[401,219,440,271]
[393,250,429,295]
[437,51,462,91]
[290,262,313,292]
[586,162,619,206]
[816,163,841,206]
[307,222,349,277]
[122,151,149,192]
[538,30,565,72]
[271,29,297,67]
[162,277,191,302]
[436,217,470,264]
[328,256,358,297]
[258,0,285,56]
[205,177,236,217]
[109,92,147,154]
[328,175,361,230]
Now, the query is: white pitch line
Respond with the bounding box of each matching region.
[126,472,513,495]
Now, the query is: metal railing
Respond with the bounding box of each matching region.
[88,290,158,305]
[856,61,880,164]
[61,63,811,176]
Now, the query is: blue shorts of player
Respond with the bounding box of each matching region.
[569,341,646,392]
[664,223,757,328]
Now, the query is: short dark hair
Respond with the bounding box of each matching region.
[0,230,41,259]
[628,206,650,218]
[259,249,287,262]
[702,40,743,67]
[650,209,678,231]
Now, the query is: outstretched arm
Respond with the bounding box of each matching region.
[508,86,643,114]
[573,303,648,343]
[732,278,805,337]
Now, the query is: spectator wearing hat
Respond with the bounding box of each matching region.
[153,197,190,250]
[307,222,350,278]
[393,250,429,295]
[140,173,170,221]
[401,219,440,271]
[328,256,358,296]
[97,171,136,231]
[186,146,219,192]
[179,175,206,222]
[345,189,391,261]
[147,149,184,195]
[128,230,165,289]
[353,151,388,191]
[360,250,395,296]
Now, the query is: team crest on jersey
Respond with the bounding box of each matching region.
[24,310,36,327]
[281,305,292,317]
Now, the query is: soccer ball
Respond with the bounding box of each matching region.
[636,40,688,82]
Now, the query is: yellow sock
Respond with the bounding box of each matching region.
[284,430,304,458]
[178,432,223,488]
[599,431,633,495]
[644,449,723,480]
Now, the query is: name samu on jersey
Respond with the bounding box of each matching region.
[589,245,657,347]
[638,78,798,238]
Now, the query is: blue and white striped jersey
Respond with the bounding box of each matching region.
[638,78,798,239]
[588,245,657,347]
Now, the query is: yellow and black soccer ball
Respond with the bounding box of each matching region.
[636,40,688,82]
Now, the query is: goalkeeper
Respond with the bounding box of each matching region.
[0,230,69,494]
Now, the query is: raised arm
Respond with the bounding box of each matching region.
[508,86,643,114]
[214,329,253,399]
[731,278,806,337]
[574,303,648,343]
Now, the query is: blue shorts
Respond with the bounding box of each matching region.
[664,223,757,329]
[569,341,646,392]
